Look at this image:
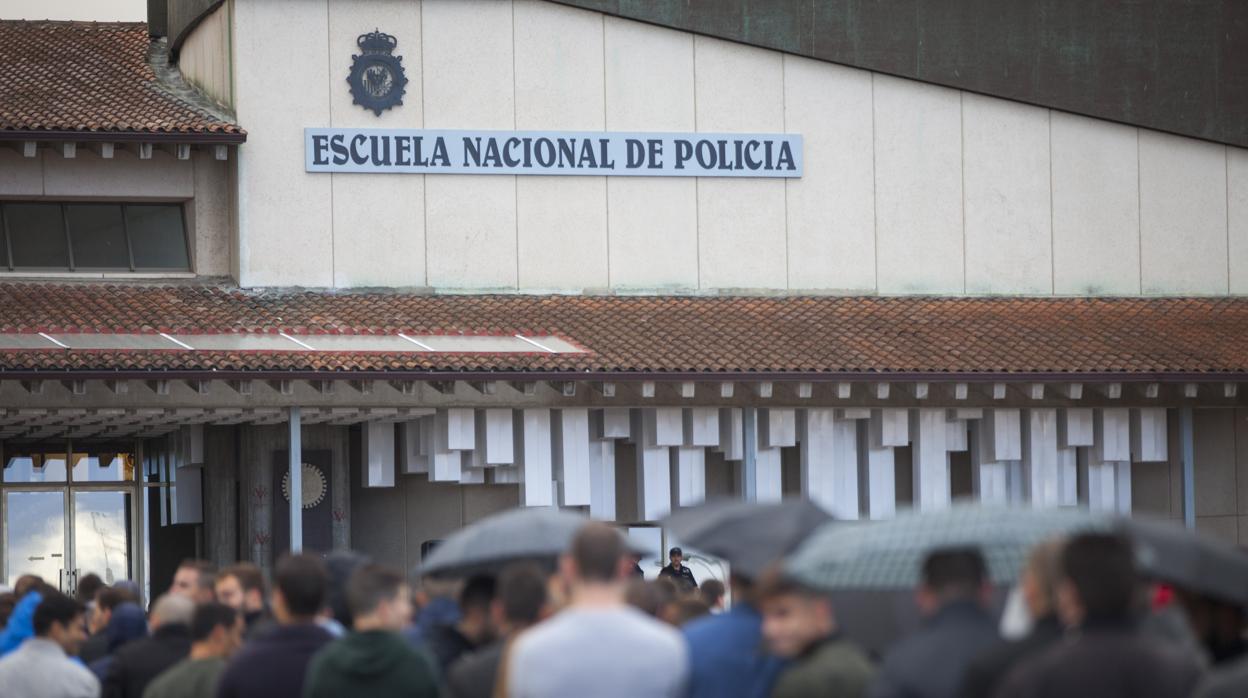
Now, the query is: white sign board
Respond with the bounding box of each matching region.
[305,128,802,177]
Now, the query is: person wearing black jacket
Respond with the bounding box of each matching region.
[961,540,1065,698]
[102,593,193,698]
[217,554,334,698]
[427,574,496,672]
[868,548,999,698]
[446,563,548,698]
[79,586,137,665]
[658,548,697,592]
[992,534,1203,698]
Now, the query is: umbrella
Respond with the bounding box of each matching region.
[662,498,833,580]
[416,506,646,579]
[1121,516,1248,606]
[787,503,1112,591]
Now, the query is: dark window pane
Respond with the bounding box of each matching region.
[6,203,69,269]
[125,205,189,270]
[66,204,129,269]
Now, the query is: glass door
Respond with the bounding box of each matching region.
[72,490,133,586]
[3,446,139,594]
[3,490,67,590]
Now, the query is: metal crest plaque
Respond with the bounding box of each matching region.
[347,29,408,116]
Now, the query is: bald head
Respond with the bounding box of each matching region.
[150,593,195,630]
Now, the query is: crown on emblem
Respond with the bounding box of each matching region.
[357,29,397,54]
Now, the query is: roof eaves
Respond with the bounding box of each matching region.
[0,129,246,144]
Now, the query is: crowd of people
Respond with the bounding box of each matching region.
[0,523,1246,697]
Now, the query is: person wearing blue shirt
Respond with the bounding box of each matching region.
[681,576,786,698]
[0,582,44,656]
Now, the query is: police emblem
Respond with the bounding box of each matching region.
[347,29,408,116]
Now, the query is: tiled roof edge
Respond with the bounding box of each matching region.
[147,37,244,138]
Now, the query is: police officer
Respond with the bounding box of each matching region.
[658,547,697,592]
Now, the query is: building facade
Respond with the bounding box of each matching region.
[0,1,1246,596]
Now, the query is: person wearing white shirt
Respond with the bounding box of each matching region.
[0,589,99,698]
[507,523,688,698]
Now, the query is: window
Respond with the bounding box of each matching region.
[0,202,190,272]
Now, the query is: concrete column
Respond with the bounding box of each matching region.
[911,408,950,511]
[634,408,673,520]
[860,409,905,519]
[288,407,302,553]
[1022,408,1059,507]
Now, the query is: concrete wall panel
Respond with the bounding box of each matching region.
[1228,148,1248,294]
[422,0,516,289]
[602,16,697,289]
[43,149,193,199]
[178,2,231,107]
[782,55,875,292]
[1139,131,1228,294]
[191,153,232,276]
[514,1,608,289]
[232,0,332,287]
[1237,409,1248,516]
[328,0,425,288]
[962,95,1052,294]
[694,37,786,289]
[0,149,43,196]
[873,75,964,293]
[1050,113,1139,294]
[1194,409,1237,517]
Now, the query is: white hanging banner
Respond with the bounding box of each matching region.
[305,128,802,178]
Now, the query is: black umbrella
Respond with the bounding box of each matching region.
[662,498,833,580]
[416,506,647,579]
[1120,516,1248,606]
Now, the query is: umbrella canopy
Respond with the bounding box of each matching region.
[1121,516,1248,606]
[787,504,1112,591]
[662,498,833,580]
[416,506,646,579]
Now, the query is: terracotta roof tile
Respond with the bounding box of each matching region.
[0,283,1245,376]
[0,20,242,137]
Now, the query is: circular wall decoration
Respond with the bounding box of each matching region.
[282,463,327,509]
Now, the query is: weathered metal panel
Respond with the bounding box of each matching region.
[557,0,1248,148]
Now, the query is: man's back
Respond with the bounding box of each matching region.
[216,623,332,698]
[509,606,687,698]
[304,630,439,698]
[104,625,191,698]
[994,624,1203,698]
[772,636,874,698]
[142,657,225,698]
[681,604,784,698]
[868,600,999,698]
[960,616,1063,698]
[446,641,505,698]
[0,637,100,698]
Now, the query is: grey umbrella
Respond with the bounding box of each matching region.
[662,498,833,580]
[416,506,646,579]
[1121,516,1248,606]
[787,503,1112,591]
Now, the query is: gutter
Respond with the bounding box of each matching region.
[0,130,246,145]
[0,369,1243,383]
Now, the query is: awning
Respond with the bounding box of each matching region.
[0,282,1245,379]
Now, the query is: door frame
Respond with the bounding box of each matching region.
[0,487,70,592]
[1,439,144,595]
